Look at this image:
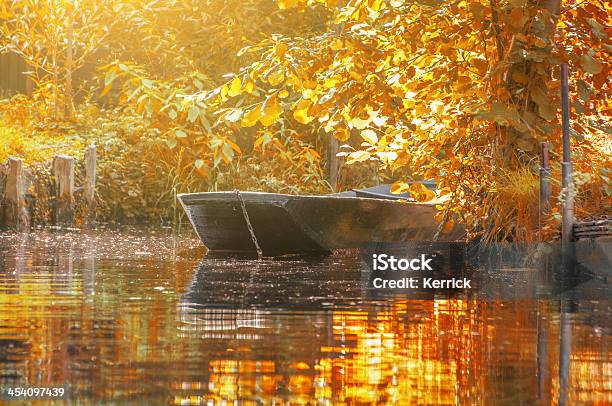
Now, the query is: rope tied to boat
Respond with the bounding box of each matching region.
[234,190,263,259]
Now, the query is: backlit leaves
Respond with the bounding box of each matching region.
[360,129,378,145]
[241,106,261,127]
[33,0,608,238]
[228,77,243,97]
[293,99,314,124]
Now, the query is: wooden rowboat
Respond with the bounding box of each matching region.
[178,184,465,255]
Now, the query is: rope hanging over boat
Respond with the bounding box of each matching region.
[234,190,263,259]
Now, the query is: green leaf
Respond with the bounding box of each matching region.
[530,87,556,121]
[577,80,592,102]
[537,102,556,121]
[166,138,177,149]
[585,18,606,39]
[477,102,520,125]
[580,54,603,75]
[104,70,117,86]
[199,112,212,133]
[222,143,234,162]
[188,106,199,123]
[213,153,222,167]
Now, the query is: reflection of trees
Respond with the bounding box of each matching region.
[176,299,611,404]
[315,300,483,404]
[0,235,610,404]
[0,233,198,402]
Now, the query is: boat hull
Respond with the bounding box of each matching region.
[178,191,464,255]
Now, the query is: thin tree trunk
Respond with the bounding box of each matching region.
[489,0,504,61]
[329,137,339,191]
[64,10,74,118]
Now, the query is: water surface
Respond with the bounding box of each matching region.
[0,231,610,404]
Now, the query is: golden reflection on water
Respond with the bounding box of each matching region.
[0,232,610,405]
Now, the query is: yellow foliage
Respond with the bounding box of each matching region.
[293,99,314,124]
[0,121,85,164]
[241,106,261,127]
[228,77,242,97]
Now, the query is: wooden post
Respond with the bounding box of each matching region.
[560,64,574,264]
[539,142,551,240]
[84,145,97,228]
[2,157,29,231]
[53,155,74,226]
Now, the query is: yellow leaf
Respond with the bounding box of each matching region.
[349,71,363,81]
[334,128,350,141]
[260,97,282,127]
[275,42,288,58]
[409,183,435,202]
[349,117,370,130]
[330,39,344,51]
[228,77,242,97]
[361,129,378,145]
[290,361,311,370]
[267,70,285,86]
[220,84,229,100]
[346,150,370,164]
[293,99,314,124]
[390,181,410,194]
[226,139,242,154]
[241,106,261,127]
[278,0,298,9]
[244,80,255,94]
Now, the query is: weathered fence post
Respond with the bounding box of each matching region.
[84,145,97,228]
[1,157,30,231]
[53,155,75,226]
[560,64,574,264]
[539,142,551,240]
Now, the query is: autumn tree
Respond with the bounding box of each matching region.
[0,0,133,118]
[97,0,331,196]
[204,0,610,241]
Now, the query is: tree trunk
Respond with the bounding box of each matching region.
[64,11,74,118]
[329,137,339,191]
